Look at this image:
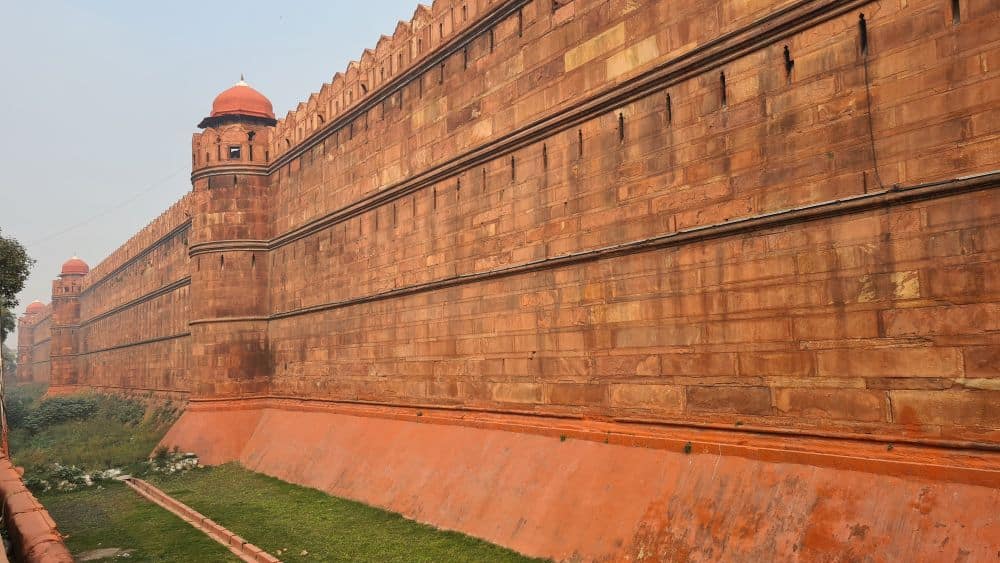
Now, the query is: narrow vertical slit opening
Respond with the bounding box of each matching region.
[859,14,869,56]
[665,93,672,125]
[783,45,795,83]
[951,0,960,24]
[578,129,584,157]
[542,144,548,169]
[719,71,728,108]
[511,156,516,182]
[618,112,625,142]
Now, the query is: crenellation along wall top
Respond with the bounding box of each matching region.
[79,192,195,293]
[269,0,504,158]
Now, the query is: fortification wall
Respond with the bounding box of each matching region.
[20,0,1000,558]
[71,194,195,394]
[26,310,52,383]
[263,0,1000,444]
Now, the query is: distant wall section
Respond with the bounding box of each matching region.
[53,195,195,395]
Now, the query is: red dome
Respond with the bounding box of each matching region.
[61,256,89,276]
[210,79,275,120]
[26,301,45,315]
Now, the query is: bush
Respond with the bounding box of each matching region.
[5,383,47,429]
[23,396,98,433]
[152,446,170,465]
[98,395,145,426]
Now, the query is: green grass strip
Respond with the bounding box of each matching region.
[39,482,239,562]
[149,464,547,563]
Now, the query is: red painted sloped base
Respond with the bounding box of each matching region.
[160,399,1000,562]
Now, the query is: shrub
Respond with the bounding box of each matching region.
[152,446,170,466]
[23,396,98,433]
[98,395,145,426]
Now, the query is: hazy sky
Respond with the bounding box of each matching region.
[1,0,422,332]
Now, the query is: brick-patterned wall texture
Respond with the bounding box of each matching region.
[15,0,1000,558]
[19,0,999,447]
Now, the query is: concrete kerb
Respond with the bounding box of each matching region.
[123,477,280,563]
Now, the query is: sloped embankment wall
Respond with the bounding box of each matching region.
[161,400,1000,561]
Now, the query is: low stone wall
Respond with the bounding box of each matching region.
[0,457,72,562]
[160,399,1000,561]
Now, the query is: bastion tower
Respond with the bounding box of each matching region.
[50,257,88,387]
[189,78,276,397]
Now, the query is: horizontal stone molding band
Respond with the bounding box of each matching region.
[269,171,1000,321]
[80,276,191,328]
[190,164,270,183]
[179,398,1000,488]
[188,316,270,326]
[28,338,50,346]
[267,0,873,250]
[187,383,998,453]
[188,240,269,257]
[270,0,534,170]
[81,221,192,297]
[71,332,192,357]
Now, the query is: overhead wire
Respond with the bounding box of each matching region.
[27,167,188,247]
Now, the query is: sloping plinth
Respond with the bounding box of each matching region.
[160,400,1000,561]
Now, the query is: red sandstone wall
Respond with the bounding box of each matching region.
[70,195,195,394]
[28,0,998,443]
[28,313,51,383]
[262,0,1000,444]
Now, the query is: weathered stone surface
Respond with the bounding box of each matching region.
[18,0,1000,444]
[15,0,1000,557]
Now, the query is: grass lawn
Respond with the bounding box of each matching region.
[38,482,238,562]
[5,385,545,562]
[149,464,545,563]
[8,388,179,480]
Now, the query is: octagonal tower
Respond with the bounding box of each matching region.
[51,256,88,387]
[189,78,276,397]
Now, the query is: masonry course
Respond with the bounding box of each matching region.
[16,0,1000,558]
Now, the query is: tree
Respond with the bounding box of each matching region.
[0,230,31,454]
[0,308,12,342]
[0,228,34,343]
[1,345,13,380]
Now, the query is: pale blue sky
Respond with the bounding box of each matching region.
[1,0,422,325]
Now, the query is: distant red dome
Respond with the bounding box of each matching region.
[61,256,89,276]
[26,301,45,315]
[210,79,275,120]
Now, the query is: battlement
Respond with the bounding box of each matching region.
[21,0,1000,558]
[80,193,194,294]
[17,304,52,328]
[268,0,506,161]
